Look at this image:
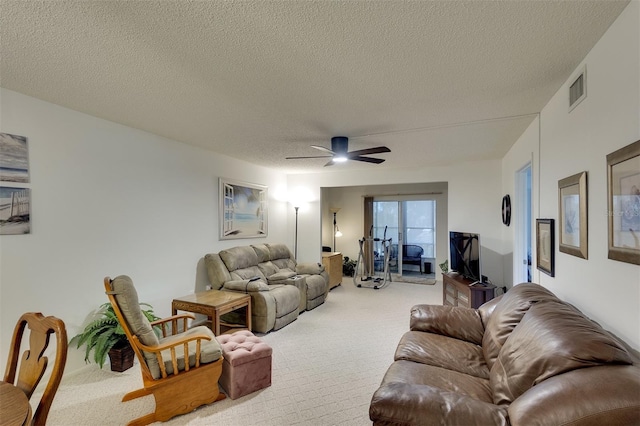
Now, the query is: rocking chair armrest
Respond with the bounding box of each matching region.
[151,314,196,337]
[132,331,214,378]
[132,331,213,353]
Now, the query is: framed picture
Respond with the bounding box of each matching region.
[558,171,588,259]
[0,186,30,235]
[0,132,30,183]
[607,139,640,265]
[219,178,267,240]
[536,219,555,276]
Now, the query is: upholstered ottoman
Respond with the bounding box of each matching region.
[216,330,272,399]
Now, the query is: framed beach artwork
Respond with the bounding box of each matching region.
[0,186,31,235]
[607,139,640,265]
[0,133,30,183]
[219,178,267,240]
[536,219,555,276]
[558,171,588,259]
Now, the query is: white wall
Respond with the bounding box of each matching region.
[321,182,448,275]
[503,1,640,347]
[289,159,505,286]
[0,89,288,372]
[501,117,540,287]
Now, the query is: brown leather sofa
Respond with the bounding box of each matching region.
[370,283,640,425]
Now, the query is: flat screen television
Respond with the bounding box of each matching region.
[449,231,481,282]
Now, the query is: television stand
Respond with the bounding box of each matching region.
[443,273,496,309]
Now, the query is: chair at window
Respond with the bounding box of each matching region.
[104,275,225,426]
[4,312,68,426]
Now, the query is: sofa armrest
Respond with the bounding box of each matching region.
[222,279,270,292]
[410,304,484,345]
[508,365,640,426]
[267,271,297,284]
[370,383,508,426]
[296,262,325,275]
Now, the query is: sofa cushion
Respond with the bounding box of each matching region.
[370,360,508,425]
[491,300,633,405]
[395,331,490,379]
[382,360,493,402]
[304,274,327,300]
[272,258,297,271]
[268,284,300,330]
[204,253,232,290]
[222,280,270,292]
[478,294,502,328]
[296,262,324,275]
[229,266,265,282]
[111,275,159,348]
[220,246,259,271]
[410,304,484,345]
[267,271,297,283]
[482,283,558,369]
[267,243,293,261]
[508,364,640,426]
[149,325,222,380]
[257,260,279,278]
[266,244,298,270]
[251,244,271,263]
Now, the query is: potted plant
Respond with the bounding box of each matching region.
[70,302,160,372]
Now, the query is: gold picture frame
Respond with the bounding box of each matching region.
[607,140,640,265]
[536,219,555,276]
[558,171,588,259]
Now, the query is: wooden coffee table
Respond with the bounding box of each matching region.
[172,290,251,335]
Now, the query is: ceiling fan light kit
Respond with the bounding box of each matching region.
[286,136,390,166]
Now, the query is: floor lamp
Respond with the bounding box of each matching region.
[330,208,342,252]
[294,206,299,258]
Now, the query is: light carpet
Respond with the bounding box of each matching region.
[40,278,443,425]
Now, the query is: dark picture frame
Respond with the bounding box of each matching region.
[219,178,268,240]
[558,171,588,259]
[536,219,555,276]
[607,139,640,265]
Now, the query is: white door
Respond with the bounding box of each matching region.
[515,163,533,282]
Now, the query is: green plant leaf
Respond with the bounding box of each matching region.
[71,301,158,368]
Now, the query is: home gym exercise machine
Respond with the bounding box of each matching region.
[354,225,392,289]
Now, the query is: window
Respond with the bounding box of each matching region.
[405,200,436,258]
[373,199,437,271]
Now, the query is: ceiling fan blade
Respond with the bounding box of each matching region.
[323,159,335,167]
[311,145,336,155]
[286,155,333,159]
[347,146,391,157]
[351,156,386,164]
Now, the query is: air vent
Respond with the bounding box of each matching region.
[569,66,586,112]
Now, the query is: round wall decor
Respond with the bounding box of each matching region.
[502,195,511,226]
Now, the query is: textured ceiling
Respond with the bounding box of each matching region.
[0,1,629,173]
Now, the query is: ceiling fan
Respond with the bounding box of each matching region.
[286,136,391,166]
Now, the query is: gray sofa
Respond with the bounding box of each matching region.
[204,243,329,333]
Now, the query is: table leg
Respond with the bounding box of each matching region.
[245,301,252,331]
[214,310,221,336]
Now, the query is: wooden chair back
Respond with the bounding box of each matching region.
[4,312,68,426]
[103,278,155,382]
[103,276,225,425]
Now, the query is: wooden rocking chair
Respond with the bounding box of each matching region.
[4,312,68,426]
[104,276,225,426]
